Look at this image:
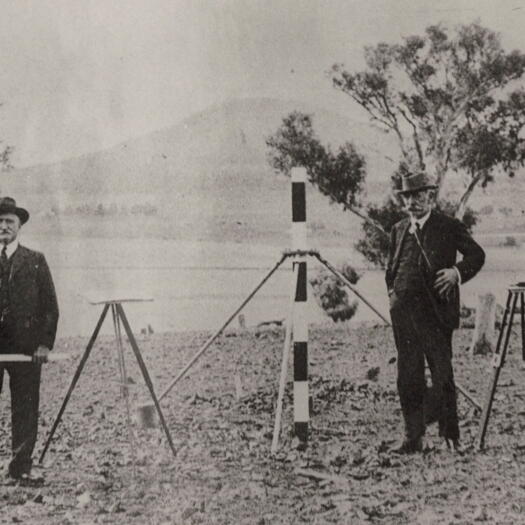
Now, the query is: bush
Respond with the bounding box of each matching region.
[355,198,405,269]
[502,235,519,247]
[310,264,361,323]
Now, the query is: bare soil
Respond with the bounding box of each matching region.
[1,323,525,524]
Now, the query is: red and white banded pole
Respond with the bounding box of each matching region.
[291,167,309,442]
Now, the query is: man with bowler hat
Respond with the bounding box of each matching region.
[0,197,59,482]
[385,172,485,453]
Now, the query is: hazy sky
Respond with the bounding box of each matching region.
[1,0,525,167]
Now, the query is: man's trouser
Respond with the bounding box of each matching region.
[389,291,459,442]
[0,361,41,477]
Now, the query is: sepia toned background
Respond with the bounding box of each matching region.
[0,0,523,339]
[1,1,525,524]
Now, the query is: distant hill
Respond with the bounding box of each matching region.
[2,97,399,243]
[4,97,398,193]
[2,97,523,243]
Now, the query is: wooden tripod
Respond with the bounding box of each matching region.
[476,283,525,450]
[39,297,177,464]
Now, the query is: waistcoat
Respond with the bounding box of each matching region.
[393,232,425,294]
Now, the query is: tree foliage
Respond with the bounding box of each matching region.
[330,22,525,218]
[266,111,386,233]
[266,22,525,267]
[310,264,361,323]
[0,145,11,169]
[355,199,405,268]
[266,111,366,211]
[0,104,13,171]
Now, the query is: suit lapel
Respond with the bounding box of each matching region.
[420,210,436,245]
[9,245,30,280]
[392,218,411,274]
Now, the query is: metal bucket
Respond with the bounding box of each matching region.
[136,402,157,428]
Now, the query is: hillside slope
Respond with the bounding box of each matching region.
[2,97,523,243]
[2,98,397,243]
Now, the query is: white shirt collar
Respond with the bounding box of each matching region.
[409,210,431,233]
[2,240,19,259]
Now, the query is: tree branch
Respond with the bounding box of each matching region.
[379,93,408,158]
[398,60,432,114]
[344,204,388,237]
[397,104,425,166]
[455,172,483,219]
[344,92,397,131]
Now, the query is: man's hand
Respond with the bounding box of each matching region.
[433,268,459,299]
[34,345,50,364]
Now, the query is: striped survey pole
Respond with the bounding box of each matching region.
[291,167,309,443]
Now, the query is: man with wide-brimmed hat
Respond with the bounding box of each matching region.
[0,197,59,483]
[385,172,485,453]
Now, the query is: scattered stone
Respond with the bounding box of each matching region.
[472,506,488,521]
[366,366,380,381]
[76,492,91,509]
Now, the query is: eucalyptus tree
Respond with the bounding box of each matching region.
[267,23,525,267]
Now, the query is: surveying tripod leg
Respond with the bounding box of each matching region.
[476,292,518,450]
[271,266,297,455]
[39,303,110,464]
[314,253,389,325]
[111,304,127,396]
[270,305,293,455]
[111,304,137,472]
[519,290,525,361]
[115,304,177,458]
[155,254,287,403]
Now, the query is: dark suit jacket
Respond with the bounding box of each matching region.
[385,210,485,330]
[3,245,59,354]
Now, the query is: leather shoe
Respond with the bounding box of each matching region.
[3,475,18,487]
[391,437,424,454]
[6,471,44,487]
[443,438,464,455]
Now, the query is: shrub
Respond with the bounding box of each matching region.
[310,264,361,323]
[502,235,519,247]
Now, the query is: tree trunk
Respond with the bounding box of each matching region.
[456,173,482,220]
[435,161,447,194]
[346,205,388,238]
[469,293,496,356]
[434,145,450,199]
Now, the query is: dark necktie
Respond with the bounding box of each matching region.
[0,245,9,321]
[413,222,432,270]
[0,245,7,268]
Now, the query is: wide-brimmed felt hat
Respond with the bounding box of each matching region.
[0,197,29,224]
[396,172,438,195]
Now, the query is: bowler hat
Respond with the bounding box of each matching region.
[397,172,437,195]
[0,197,29,224]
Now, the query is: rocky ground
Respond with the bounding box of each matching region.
[1,323,525,524]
